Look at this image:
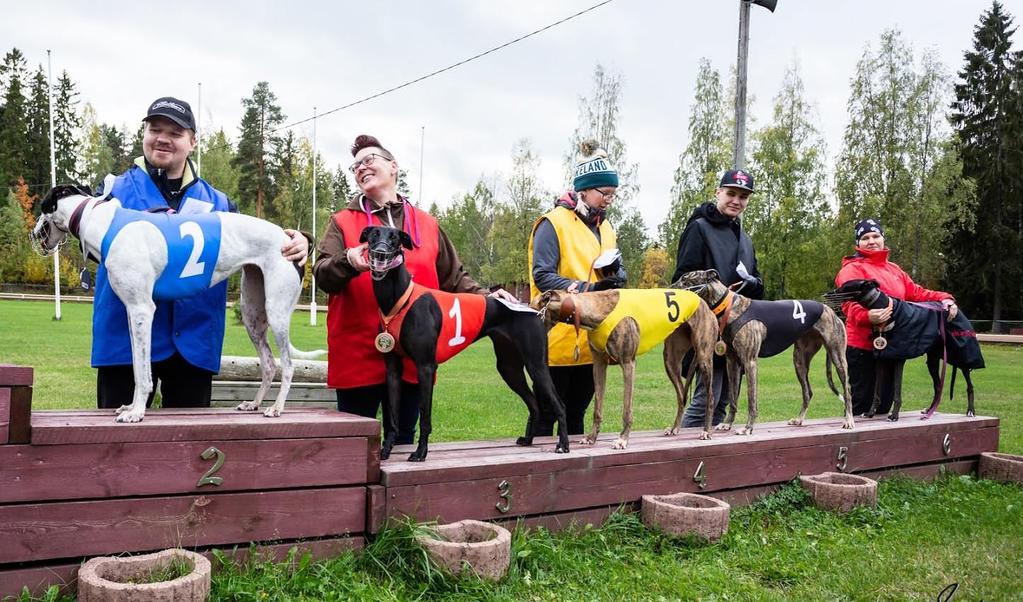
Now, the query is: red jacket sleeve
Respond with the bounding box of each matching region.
[895,265,953,304]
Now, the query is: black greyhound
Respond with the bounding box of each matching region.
[825,279,983,421]
[362,225,569,461]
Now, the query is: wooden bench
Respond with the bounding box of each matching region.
[210,356,335,408]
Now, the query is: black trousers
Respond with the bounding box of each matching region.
[96,353,213,409]
[846,347,896,415]
[535,364,594,436]
[336,382,421,445]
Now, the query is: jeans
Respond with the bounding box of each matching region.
[681,356,729,428]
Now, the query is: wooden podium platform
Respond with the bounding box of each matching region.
[0,363,1001,598]
[373,413,999,532]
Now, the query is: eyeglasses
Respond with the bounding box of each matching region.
[589,188,616,200]
[348,153,392,173]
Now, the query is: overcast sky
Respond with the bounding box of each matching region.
[4,0,1004,233]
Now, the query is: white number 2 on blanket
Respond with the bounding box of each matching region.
[792,300,806,324]
[448,298,467,346]
[179,221,206,278]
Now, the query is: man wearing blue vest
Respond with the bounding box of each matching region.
[670,169,764,428]
[93,96,309,410]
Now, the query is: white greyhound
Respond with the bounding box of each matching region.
[31,182,323,423]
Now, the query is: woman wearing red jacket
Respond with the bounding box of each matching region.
[835,218,958,416]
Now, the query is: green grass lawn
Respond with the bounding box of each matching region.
[3,299,1022,601]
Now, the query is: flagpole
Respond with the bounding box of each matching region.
[47,50,61,320]
[309,106,317,326]
[196,82,202,176]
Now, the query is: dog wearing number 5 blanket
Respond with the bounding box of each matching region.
[31,183,321,423]
[673,270,855,436]
[533,287,719,447]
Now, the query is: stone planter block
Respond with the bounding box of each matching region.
[641,492,730,541]
[979,452,1023,485]
[800,472,878,513]
[77,548,210,602]
[416,519,511,581]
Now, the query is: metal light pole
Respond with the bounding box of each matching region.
[732,0,777,170]
[47,50,61,320]
[309,106,318,326]
[196,82,202,176]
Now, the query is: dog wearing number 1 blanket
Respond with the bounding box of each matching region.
[31,183,322,424]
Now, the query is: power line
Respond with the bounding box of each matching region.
[270,0,615,133]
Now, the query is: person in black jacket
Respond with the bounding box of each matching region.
[671,169,763,427]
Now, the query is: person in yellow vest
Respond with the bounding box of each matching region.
[528,139,627,435]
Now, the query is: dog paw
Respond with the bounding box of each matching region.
[515,436,533,447]
[967,411,975,418]
[787,418,804,426]
[407,452,427,462]
[887,414,900,422]
[842,420,855,429]
[578,437,596,446]
[611,438,629,450]
[262,406,282,418]
[114,411,144,423]
[664,427,681,436]
[114,404,132,415]
[555,443,570,454]
[699,431,712,440]
[735,427,754,436]
[714,423,732,432]
[235,401,260,412]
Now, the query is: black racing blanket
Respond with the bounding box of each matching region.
[726,299,825,358]
[875,301,985,369]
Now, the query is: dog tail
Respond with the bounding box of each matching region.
[825,355,842,398]
[288,343,328,360]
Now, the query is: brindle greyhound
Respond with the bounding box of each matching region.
[674,270,855,435]
[824,279,982,421]
[363,225,569,462]
[532,288,719,446]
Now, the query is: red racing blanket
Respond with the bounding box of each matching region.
[382,283,487,363]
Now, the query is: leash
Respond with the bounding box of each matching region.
[375,281,416,354]
[557,294,584,362]
[360,195,422,248]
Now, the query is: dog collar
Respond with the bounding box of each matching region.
[710,290,735,335]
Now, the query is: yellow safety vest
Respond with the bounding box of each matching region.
[588,289,702,357]
[528,206,617,366]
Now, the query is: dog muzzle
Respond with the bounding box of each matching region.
[30,216,67,257]
[367,246,404,281]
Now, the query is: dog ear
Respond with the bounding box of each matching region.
[40,184,90,214]
[399,230,413,250]
[706,269,719,282]
[359,226,373,243]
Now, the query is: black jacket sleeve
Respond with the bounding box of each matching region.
[531,219,592,292]
[670,220,706,284]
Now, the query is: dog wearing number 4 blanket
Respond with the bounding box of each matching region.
[31,183,323,423]
[673,270,855,436]
[362,225,569,462]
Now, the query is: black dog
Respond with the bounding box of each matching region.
[825,279,984,421]
[362,226,569,461]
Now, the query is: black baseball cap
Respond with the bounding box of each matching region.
[719,169,755,192]
[143,96,196,131]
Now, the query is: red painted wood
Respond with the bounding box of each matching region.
[380,414,999,487]
[0,537,364,600]
[30,407,378,445]
[0,365,33,387]
[0,387,9,445]
[497,505,620,533]
[7,386,31,444]
[0,487,366,564]
[366,435,381,484]
[366,484,386,534]
[0,437,371,503]
[381,423,998,523]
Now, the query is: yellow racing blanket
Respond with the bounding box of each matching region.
[588,289,701,357]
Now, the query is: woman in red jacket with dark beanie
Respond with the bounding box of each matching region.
[834,218,958,416]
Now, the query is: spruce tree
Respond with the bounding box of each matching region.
[948,1,1022,330]
[0,49,30,186]
[52,70,80,183]
[24,65,52,193]
[234,81,284,218]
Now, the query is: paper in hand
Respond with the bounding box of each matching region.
[178,198,215,215]
[736,260,751,280]
[593,248,622,270]
[494,297,538,314]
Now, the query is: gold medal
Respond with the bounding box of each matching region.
[872,336,887,351]
[375,332,396,353]
[714,340,727,356]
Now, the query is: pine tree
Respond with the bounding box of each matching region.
[24,65,51,194]
[948,1,1023,330]
[0,48,30,186]
[52,70,80,183]
[234,81,284,218]
[332,164,353,212]
[659,59,732,252]
[565,64,647,271]
[199,129,240,202]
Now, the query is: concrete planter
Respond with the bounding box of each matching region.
[800,472,878,513]
[416,519,511,581]
[641,492,730,541]
[979,452,1023,485]
[78,548,210,602]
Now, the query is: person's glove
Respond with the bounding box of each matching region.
[591,276,626,291]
